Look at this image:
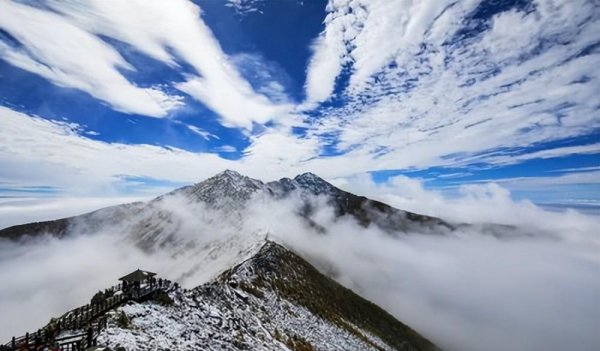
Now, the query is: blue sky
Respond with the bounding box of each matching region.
[0,0,599,211]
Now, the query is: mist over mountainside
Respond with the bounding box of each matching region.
[0,170,462,287]
[0,171,442,350]
[1,171,599,351]
[0,170,453,242]
[94,241,436,351]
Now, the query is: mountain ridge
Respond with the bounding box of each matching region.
[4,239,438,350]
[0,170,452,239]
[217,240,438,350]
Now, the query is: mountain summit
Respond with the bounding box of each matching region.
[167,169,268,208]
[0,170,452,241]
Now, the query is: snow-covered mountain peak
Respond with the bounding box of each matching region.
[165,171,339,205]
[293,172,327,185]
[206,169,262,187]
[215,169,245,180]
[293,172,337,195]
[173,170,267,208]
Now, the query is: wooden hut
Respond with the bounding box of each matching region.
[119,269,156,283]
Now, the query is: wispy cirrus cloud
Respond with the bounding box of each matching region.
[0,106,316,194]
[186,124,219,141]
[302,0,600,172]
[549,166,600,173]
[0,0,291,128]
[49,0,292,129]
[1,104,596,208]
[0,0,183,118]
[0,106,234,191]
[0,0,598,207]
[225,0,265,16]
[470,143,600,166]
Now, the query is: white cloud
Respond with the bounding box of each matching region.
[230,53,292,105]
[0,0,598,200]
[0,0,292,127]
[3,178,598,350]
[485,170,600,189]
[479,143,600,165]
[0,1,183,118]
[214,145,237,153]
[225,0,265,16]
[303,0,363,104]
[301,0,600,172]
[0,106,315,193]
[176,76,290,128]
[549,166,600,173]
[304,0,470,103]
[347,0,466,92]
[0,197,147,229]
[40,0,292,129]
[241,127,321,175]
[187,125,219,141]
[1,104,598,203]
[0,106,235,191]
[333,174,600,240]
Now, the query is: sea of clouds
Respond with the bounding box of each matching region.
[0,177,599,351]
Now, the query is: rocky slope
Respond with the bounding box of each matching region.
[96,241,437,351]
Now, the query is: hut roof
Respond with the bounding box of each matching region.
[119,269,156,282]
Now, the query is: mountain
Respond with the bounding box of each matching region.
[0,170,459,287]
[0,202,147,241]
[269,172,452,233]
[0,170,452,242]
[8,241,437,350]
[1,171,446,349]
